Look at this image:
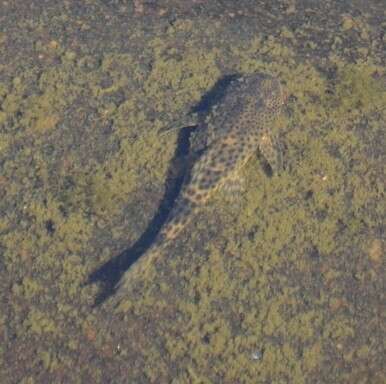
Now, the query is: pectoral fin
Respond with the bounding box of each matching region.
[258,133,284,175]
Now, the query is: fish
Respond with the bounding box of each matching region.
[113,73,287,300]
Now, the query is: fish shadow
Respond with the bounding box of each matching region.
[87,74,240,305]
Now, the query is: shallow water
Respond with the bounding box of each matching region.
[0,1,385,383]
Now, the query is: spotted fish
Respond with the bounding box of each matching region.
[114,73,287,299]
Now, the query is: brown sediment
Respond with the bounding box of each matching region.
[0,1,385,383]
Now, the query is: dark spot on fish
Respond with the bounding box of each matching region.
[194,193,204,202]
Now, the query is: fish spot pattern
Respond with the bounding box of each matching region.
[114,73,287,297]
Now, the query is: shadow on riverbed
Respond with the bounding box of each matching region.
[87,74,239,305]
[87,124,196,305]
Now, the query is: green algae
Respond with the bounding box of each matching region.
[0,4,385,383]
[22,310,58,336]
[143,43,220,114]
[115,30,385,382]
[39,350,60,373]
[12,277,44,300]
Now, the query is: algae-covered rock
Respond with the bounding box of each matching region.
[0,1,384,383]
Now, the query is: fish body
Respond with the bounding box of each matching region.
[115,73,287,298]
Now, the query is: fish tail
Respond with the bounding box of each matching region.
[160,197,196,241]
[114,243,165,298]
[114,198,194,299]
